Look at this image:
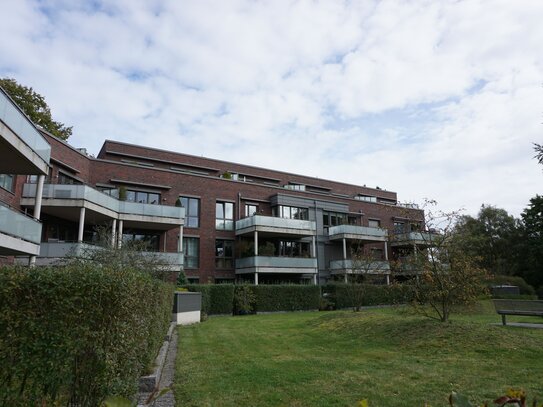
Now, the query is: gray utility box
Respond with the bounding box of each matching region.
[173,291,202,325]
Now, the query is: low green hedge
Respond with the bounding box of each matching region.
[187,284,321,314]
[0,264,173,406]
[323,283,414,309]
[186,284,234,315]
[487,275,536,295]
[254,285,320,312]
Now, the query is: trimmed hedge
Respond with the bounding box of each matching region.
[0,264,173,406]
[186,284,234,315]
[187,284,321,314]
[323,283,414,309]
[487,275,536,295]
[254,285,320,312]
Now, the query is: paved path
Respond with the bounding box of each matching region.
[138,329,178,406]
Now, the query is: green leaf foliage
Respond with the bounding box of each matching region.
[0,77,72,140]
[323,283,414,310]
[0,264,174,406]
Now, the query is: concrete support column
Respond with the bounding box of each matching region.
[344,274,348,283]
[311,235,316,258]
[254,231,258,256]
[78,207,86,243]
[111,219,117,248]
[386,274,390,286]
[34,174,45,220]
[117,220,123,248]
[384,241,389,260]
[313,274,317,285]
[178,226,184,253]
[255,272,259,285]
[342,238,347,260]
[413,243,417,259]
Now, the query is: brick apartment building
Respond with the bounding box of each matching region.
[1,86,431,285]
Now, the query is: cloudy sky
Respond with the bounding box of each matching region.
[1,0,541,217]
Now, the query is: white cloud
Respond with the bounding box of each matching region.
[0,0,542,217]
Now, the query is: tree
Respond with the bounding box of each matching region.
[0,77,72,140]
[345,247,386,311]
[517,195,543,289]
[453,205,520,276]
[408,204,488,322]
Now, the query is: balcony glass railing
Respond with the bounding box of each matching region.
[393,231,440,245]
[236,256,317,269]
[236,215,316,233]
[0,204,41,244]
[0,88,51,163]
[328,224,387,239]
[22,184,184,220]
[329,259,390,272]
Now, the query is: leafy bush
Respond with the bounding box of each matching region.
[0,264,173,406]
[254,285,320,312]
[323,283,414,309]
[233,285,256,314]
[487,275,536,296]
[186,284,234,315]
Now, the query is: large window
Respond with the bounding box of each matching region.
[368,219,381,228]
[0,174,14,192]
[245,204,258,217]
[393,222,405,234]
[58,172,80,185]
[215,239,234,269]
[183,237,199,269]
[278,240,310,257]
[275,205,308,220]
[180,197,200,228]
[122,230,160,251]
[128,190,160,204]
[323,211,347,227]
[216,201,234,230]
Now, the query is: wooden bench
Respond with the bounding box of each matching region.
[492,299,543,326]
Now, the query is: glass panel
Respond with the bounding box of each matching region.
[136,191,147,203]
[224,241,233,257]
[225,202,233,220]
[181,197,188,208]
[148,193,160,205]
[216,202,224,219]
[126,190,136,202]
[189,199,199,216]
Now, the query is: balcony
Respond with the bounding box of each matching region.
[0,88,50,174]
[21,184,184,229]
[327,224,388,242]
[391,231,441,247]
[0,204,42,256]
[235,256,318,275]
[30,242,183,270]
[329,259,390,275]
[236,215,316,237]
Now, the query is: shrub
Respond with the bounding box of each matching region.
[254,285,320,312]
[323,283,414,309]
[487,275,536,296]
[233,285,257,314]
[186,284,234,315]
[0,264,173,406]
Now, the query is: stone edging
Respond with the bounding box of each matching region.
[138,322,176,397]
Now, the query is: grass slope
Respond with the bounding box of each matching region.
[175,302,543,406]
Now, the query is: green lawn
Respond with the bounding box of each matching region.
[174,302,543,406]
